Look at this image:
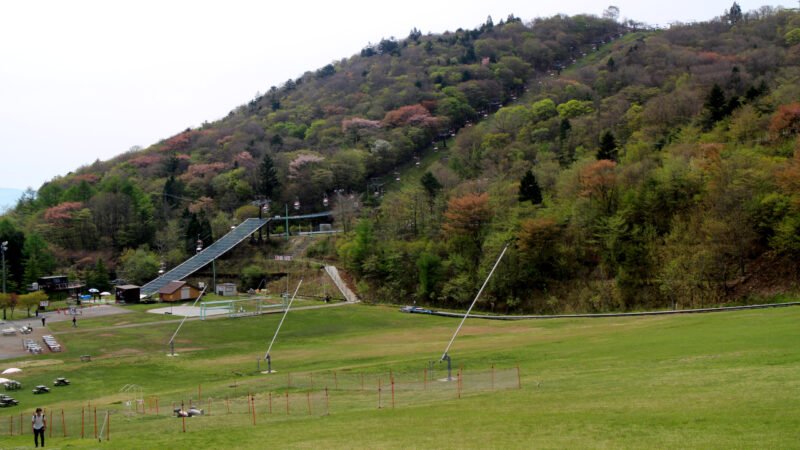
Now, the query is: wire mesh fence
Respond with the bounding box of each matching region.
[3,364,522,440]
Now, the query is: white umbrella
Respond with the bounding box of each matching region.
[88,288,99,293]
[100,292,112,296]
[0,377,10,383]
[2,368,21,375]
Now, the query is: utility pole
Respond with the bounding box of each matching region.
[1,241,6,294]
[1,241,7,321]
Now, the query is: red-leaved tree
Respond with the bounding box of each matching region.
[769,103,800,139]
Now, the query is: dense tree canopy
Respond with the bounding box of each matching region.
[4,6,800,313]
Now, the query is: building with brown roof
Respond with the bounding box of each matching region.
[157,281,202,302]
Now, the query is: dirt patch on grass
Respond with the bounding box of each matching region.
[96,348,144,359]
[18,359,63,368]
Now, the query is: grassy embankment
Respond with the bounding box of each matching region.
[0,303,798,448]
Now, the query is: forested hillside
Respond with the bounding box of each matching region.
[3,5,800,313]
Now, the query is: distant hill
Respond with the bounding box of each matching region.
[3,6,800,313]
[0,188,23,214]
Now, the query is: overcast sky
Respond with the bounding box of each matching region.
[0,0,795,191]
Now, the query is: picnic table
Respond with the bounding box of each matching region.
[0,394,18,407]
[32,385,50,394]
[3,381,20,391]
[53,377,70,386]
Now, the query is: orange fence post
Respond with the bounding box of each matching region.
[307,390,311,415]
[378,377,382,409]
[325,386,329,416]
[94,407,97,439]
[181,401,185,433]
[391,377,395,408]
[251,395,256,425]
[286,390,289,415]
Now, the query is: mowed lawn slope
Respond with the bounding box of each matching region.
[1,305,798,448]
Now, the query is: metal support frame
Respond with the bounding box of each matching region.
[441,353,452,380]
[166,285,207,356]
[262,279,303,372]
[438,244,509,376]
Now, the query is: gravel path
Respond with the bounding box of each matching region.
[0,305,132,360]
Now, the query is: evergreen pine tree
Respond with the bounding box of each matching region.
[519,170,543,205]
[258,153,280,200]
[421,171,443,212]
[90,257,110,291]
[703,83,727,129]
[597,131,618,161]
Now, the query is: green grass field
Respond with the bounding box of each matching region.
[1,303,798,448]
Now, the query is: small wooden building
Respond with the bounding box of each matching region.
[157,281,202,302]
[216,283,238,297]
[115,285,141,304]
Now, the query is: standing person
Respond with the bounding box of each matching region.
[32,407,46,447]
[72,316,77,327]
[41,316,46,327]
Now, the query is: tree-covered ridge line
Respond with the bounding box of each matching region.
[3,5,800,314]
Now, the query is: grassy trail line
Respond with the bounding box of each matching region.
[50,300,358,335]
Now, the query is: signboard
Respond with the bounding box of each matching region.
[39,300,49,307]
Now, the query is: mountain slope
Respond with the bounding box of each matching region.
[4,7,800,313]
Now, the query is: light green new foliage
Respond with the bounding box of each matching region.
[2,304,799,448]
